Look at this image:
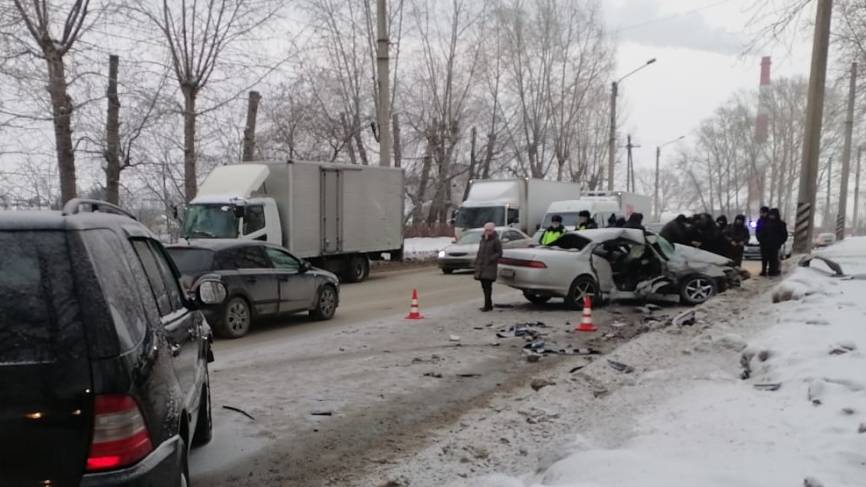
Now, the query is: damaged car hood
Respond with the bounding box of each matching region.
[672,244,735,268]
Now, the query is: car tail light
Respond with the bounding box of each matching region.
[499,257,547,268]
[86,395,153,472]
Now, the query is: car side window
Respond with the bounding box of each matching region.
[265,247,301,271]
[219,246,272,269]
[244,205,266,235]
[132,240,173,317]
[147,241,185,312]
[506,231,522,242]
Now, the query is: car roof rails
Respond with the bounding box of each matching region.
[61,198,137,221]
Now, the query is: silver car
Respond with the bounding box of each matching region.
[498,228,740,307]
[438,227,532,274]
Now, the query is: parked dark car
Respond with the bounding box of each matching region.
[0,199,226,487]
[166,240,340,338]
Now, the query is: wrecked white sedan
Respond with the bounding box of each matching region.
[498,228,740,308]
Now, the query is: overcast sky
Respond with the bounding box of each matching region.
[604,0,814,171]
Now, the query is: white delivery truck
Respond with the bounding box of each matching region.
[454,179,581,236]
[538,191,652,230]
[182,160,404,282]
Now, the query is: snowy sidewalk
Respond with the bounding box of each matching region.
[469,239,866,487]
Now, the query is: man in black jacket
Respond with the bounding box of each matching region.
[763,208,788,276]
[725,214,750,267]
[577,210,598,230]
[660,214,689,245]
[755,206,771,276]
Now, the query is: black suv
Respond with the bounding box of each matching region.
[0,200,226,486]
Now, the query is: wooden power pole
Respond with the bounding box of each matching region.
[854,146,862,235]
[376,0,392,167]
[242,91,262,161]
[837,62,857,241]
[794,0,834,253]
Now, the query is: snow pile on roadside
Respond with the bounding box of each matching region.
[404,237,454,259]
[484,238,866,487]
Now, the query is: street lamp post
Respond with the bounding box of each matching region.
[607,58,657,191]
[655,135,685,221]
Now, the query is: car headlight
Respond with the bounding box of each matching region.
[438,250,446,258]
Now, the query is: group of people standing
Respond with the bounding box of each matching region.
[660,207,788,276]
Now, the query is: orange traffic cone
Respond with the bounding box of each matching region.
[575,295,598,332]
[405,288,424,320]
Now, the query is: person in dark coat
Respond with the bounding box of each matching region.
[755,206,771,276]
[607,214,618,228]
[716,215,728,233]
[474,222,503,311]
[725,214,750,267]
[577,210,598,230]
[660,214,689,245]
[624,213,645,230]
[615,217,627,227]
[764,208,787,276]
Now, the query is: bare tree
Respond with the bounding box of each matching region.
[4,0,95,203]
[130,0,282,201]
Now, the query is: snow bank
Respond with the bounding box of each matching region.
[488,238,866,487]
[403,237,453,259]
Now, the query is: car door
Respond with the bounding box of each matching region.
[264,246,318,312]
[218,246,280,316]
[503,230,529,248]
[131,239,201,407]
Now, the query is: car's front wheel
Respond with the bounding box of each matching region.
[565,275,599,309]
[310,284,338,320]
[441,268,454,275]
[523,291,551,305]
[680,275,718,305]
[218,297,252,338]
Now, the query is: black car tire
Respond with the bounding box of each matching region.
[217,297,252,338]
[523,291,551,305]
[179,437,190,487]
[345,255,370,283]
[565,275,599,310]
[192,372,213,447]
[441,268,454,275]
[679,275,718,306]
[310,284,338,321]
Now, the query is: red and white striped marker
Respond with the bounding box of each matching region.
[405,288,424,320]
[575,295,597,332]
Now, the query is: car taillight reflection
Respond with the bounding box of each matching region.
[86,394,153,472]
[499,258,547,268]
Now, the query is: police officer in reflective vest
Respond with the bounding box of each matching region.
[540,215,566,245]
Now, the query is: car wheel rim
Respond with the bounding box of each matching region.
[227,301,250,333]
[575,281,595,302]
[686,279,713,302]
[320,288,336,316]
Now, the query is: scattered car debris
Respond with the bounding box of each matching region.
[606,359,634,374]
[310,410,334,416]
[524,339,545,351]
[803,477,825,487]
[672,309,697,327]
[222,405,255,421]
[753,383,782,391]
[829,341,857,355]
[526,354,542,363]
[799,255,845,277]
[530,378,555,391]
[449,335,461,342]
[423,372,443,379]
[457,373,482,378]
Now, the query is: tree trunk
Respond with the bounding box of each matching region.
[45,52,77,204]
[481,131,495,179]
[463,127,478,201]
[392,113,402,168]
[104,54,121,204]
[340,113,357,164]
[242,91,262,161]
[182,86,197,202]
[353,111,369,165]
[413,139,434,223]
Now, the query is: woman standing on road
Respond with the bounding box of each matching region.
[475,222,503,312]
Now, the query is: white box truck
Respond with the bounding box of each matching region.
[454,179,581,236]
[539,191,652,230]
[181,160,404,282]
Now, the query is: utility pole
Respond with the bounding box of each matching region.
[607,81,618,191]
[376,0,392,168]
[794,0,833,253]
[625,135,640,192]
[837,62,857,241]
[854,146,862,235]
[825,155,833,230]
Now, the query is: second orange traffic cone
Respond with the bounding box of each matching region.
[575,295,597,332]
[405,288,424,320]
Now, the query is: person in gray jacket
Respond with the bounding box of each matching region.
[474,222,503,312]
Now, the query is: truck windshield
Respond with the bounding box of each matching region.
[183,204,239,239]
[456,206,504,229]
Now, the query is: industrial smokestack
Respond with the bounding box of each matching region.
[755,56,771,142]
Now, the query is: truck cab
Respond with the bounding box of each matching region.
[183,197,281,243]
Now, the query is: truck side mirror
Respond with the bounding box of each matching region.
[233,205,246,219]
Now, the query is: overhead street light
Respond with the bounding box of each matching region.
[607,58,657,191]
[655,135,685,221]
